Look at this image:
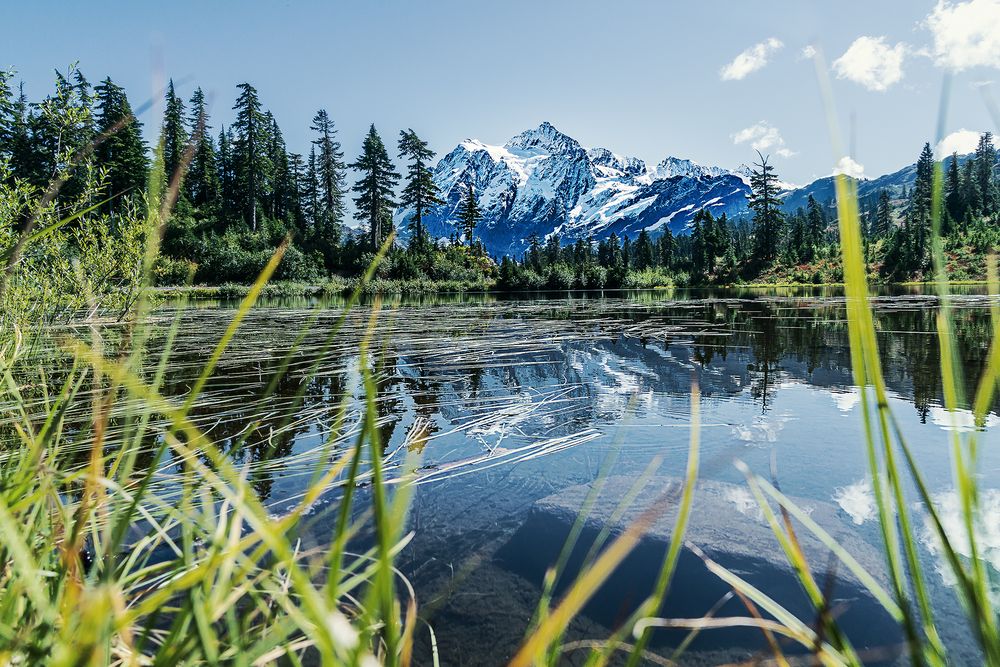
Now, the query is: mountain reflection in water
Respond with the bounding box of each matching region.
[24,287,1000,664]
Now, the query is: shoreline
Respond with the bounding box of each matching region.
[151,279,995,300]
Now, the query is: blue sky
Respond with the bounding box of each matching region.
[5,0,1000,186]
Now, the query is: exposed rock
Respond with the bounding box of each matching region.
[498,476,903,662]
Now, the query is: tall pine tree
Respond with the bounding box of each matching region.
[231,83,269,230]
[872,190,892,238]
[310,109,346,267]
[161,79,189,188]
[398,128,442,245]
[975,132,998,217]
[350,125,399,249]
[455,179,481,246]
[747,151,784,264]
[94,77,147,216]
[906,142,935,269]
[184,87,220,216]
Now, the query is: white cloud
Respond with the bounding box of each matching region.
[720,38,784,81]
[936,129,985,155]
[801,45,817,60]
[832,36,906,91]
[731,121,796,158]
[926,0,1000,71]
[833,156,866,179]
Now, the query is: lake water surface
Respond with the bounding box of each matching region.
[126,288,1000,664]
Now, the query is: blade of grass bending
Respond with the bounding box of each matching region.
[508,482,677,667]
[623,381,700,667]
[813,48,939,663]
[740,467,900,618]
[678,543,838,662]
[359,297,405,667]
[525,445,622,661]
[884,408,1000,662]
[68,343,352,663]
[927,78,995,643]
[733,461,859,663]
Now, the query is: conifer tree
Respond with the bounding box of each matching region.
[945,153,964,227]
[0,70,16,163]
[287,152,307,234]
[311,109,346,224]
[4,83,34,186]
[185,88,220,215]
[94,77,147,216]
[32,67,96,200]
[657,227,677,269]
[872,190,892,238]
[975,132,998,216]
[303,146,320,229]
[231,82,270,230]
[634,229,654,270]
[906,142,935,269]
[217,126,236,228]
[398,128,442,245]
[786,209,806,263]
[747,151,784,263]
[526,233,543,272]
[350,124,399,249]
[456,179,482,246]
[161,79,189,187]
[961,157,982,220]
[264,111,293,221]
[806,195,826,253]
[310,110,346,267]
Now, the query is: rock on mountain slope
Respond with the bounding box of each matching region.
[395,122,751,255]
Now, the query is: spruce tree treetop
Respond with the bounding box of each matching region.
[231,82,270,230]
[184,87,220,213]
[94,77,148,216]
[310,109,346,227]
[162,79,189,189]
[398,128,443,246]
[455,178,482,246]
[350,124,399,249]
[747,151,784,264]
[975,132,998,216]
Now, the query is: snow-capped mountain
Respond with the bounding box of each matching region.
[395,121,752,255]
[394,122,1000,256]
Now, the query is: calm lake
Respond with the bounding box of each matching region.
[100,288,1000,664]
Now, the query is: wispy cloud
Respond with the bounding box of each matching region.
[926,0,1000,71]
[720,38,784,81]
[731,121,795,158]
[832,36,906,91]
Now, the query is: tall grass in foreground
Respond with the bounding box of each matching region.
[3,78,1000,667]
[0,134,427,665]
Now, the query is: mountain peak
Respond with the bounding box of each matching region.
[505,121,584,155]
[652,156,730,180]
[588,148,646,177]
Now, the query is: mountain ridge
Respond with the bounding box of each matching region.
[394,121,941,255]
